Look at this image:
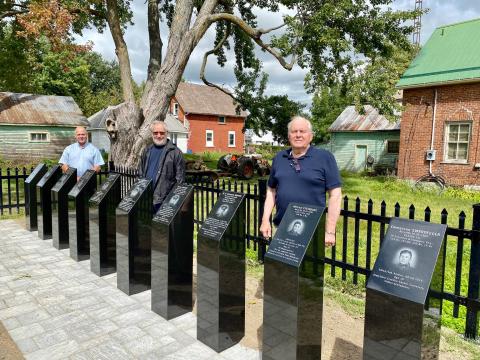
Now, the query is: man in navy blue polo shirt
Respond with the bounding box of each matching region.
[260,116,342,246]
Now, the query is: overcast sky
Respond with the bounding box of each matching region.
[75,1,480,108]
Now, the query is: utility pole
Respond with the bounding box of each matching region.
[413,0,423,46]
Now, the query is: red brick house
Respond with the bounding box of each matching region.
[396,19,480,186]
[169,82,247,153]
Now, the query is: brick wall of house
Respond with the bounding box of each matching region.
[186,114,245,153]
[398,83,480,186]
[169,97,245,153]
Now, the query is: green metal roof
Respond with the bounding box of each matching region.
[397,18,480,89]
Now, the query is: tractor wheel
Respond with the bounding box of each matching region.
[238,157,254,179]
[217,155,229,171]
[257,166,268,177]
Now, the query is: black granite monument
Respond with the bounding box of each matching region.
[25,163,47,231]
[51,167,77,250]
[89,173,121,276]
[36,165,61,240]
[151,184,194,319]
[116,178,153,295]
[68,170,97,261]
[197,191,246,352]
[262,203,326,360]
[363,218,447,360]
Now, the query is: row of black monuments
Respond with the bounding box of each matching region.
[25,163,448,359]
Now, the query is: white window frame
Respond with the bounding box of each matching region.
[173,102,179,117]
[29,132,50,143]
[168,133,178,145]
[218,116,226,124]
[228,131,236,147]
[443,122,471,164]
[206,130,214,147]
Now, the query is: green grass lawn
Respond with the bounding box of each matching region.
[329,171,480,335]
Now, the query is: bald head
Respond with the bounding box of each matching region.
[75,126,88,146]
[288,116,314,154]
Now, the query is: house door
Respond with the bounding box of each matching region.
[355,145,367,171]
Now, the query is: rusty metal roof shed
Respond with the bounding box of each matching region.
[329,105,400,132]
[0,92,88,126]
[175,82,248,118]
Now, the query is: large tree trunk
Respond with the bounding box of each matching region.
[109,0,217,168]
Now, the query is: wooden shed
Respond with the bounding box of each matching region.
[327,105,400,173]
[0,92,88,162]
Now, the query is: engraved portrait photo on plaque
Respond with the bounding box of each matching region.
[89,173,121,276]
[263,203,326,360]
[197,191,246,353]
[36,165,61,239]
[68,170,97,261]
[51,167,77,249]
[151,184,194,320]
[25,163,47,231]
[363,218,447,360]
[116,178,153,295]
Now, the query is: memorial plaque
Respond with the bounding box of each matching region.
[116,178,153,295]
[25,163,47,231]
[68,170,97,261]
[36,165,61,239]
[89,173,121,276]
[197,191,246,353]
[51,167,77,250]
[263,203,326,360]
[151,184,194,319]
[363,218,447,360]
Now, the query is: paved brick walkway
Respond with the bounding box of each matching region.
[0,219,260,360]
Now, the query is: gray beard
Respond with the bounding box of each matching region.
[153,138,167,146]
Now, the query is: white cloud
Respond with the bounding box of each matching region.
[75,0,480,107]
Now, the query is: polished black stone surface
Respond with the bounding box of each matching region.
[51,168,77,250]
[36,165,61,240]
[263,203,326,360]
[25,164,47,231]
[151,184,194,319]
[363,218,447,360]
[68,170,97,261]
[116,178,152,295]
[197,191,246,353]
[89,173,121,276]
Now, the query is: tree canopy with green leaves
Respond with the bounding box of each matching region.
[1,0,418,166]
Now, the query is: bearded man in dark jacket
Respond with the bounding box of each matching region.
[138,120,185,212]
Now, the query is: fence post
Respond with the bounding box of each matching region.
[257,178,267,262]
[465,203,480,339]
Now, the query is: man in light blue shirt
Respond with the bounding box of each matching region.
[59,126,105,180]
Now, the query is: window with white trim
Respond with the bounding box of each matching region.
[173,102,179,116]
[206,130,214,147]
[228,131,235,147]
[218,116,226,124]
[29,132,49,142]
[444,122,471,163]
[169,133,178,145]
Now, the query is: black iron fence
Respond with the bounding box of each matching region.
[1,165,479,339]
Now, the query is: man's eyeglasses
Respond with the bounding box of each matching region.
[290,158,301,173]
[152,131,166,135]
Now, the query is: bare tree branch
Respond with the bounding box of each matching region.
[207,13,296,71]
[199,23,237,99]
[257,23,287,35]
[105,0,136,104]
[0,9,28,19]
